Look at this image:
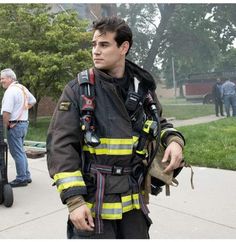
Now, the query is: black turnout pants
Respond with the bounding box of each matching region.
[67,209,152,239]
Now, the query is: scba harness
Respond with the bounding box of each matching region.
[77,68,189,233]
[77,68,161,172]
[77,69,100,147]
[77,68,187,193]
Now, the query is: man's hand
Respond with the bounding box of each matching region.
[69,204,94,231]
[161,141,183,173]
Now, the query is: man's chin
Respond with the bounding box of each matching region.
[94,64,108,70]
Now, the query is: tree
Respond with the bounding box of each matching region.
[160,4,221,88]
[118,3,236,93]
[118,3,171,81]
[0,4,92,123]
[210,4,236,54]
[216,48,236,71]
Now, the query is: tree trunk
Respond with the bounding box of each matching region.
[143,4,176,72]
[179,83,184,98]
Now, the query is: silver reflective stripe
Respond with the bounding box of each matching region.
[133,196,140,205]
[91,207,122,215]
[122,200,132,208]
[86,143,133,150]
[134,77,140,93]
[55,176,83,186]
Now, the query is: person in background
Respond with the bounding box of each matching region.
[0,68,36,187]
[212,77,224,117]
[221,78,236,117]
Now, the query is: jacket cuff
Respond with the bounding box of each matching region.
[66,195,86,213]
[166,135,185,149]
[60,187,87,204]
[161,128,185,148]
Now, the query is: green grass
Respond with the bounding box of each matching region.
[178,118,236,171]
[26,117,51,142]
[26,104,236,171]
[159,97,191,105]
[162,104,215,119]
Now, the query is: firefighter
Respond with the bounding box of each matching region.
[47,16,185,239]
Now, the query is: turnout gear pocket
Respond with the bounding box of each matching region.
[67,219,95,239]
[105,175,130,194]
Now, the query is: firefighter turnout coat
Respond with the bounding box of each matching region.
[46,60,184,226]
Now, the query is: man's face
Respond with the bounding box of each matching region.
[0,75,13,89]
[92,30,129,72]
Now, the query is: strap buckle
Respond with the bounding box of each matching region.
[112,166,123,175]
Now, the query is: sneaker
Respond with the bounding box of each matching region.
[10,179,28,187]
[27,178,32,183]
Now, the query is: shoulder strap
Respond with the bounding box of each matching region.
[11,83,29,119]
[77,68,100,147]
[77,68,95,113]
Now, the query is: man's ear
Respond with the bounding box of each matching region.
[120,41,130,55]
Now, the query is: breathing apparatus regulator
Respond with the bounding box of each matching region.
[78,69,100,147]
[136,92,160,158]
[124,77,161,180]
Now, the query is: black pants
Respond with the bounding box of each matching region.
[67,209,152,239]
[214,99,224,116]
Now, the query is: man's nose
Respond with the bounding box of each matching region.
[93,46,101,55]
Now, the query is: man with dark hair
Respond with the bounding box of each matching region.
[47,16,185,239]
[212,77,224,117]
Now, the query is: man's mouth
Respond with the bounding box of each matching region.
[94,59,103,61]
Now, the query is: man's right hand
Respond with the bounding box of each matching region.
[69,204,95,231]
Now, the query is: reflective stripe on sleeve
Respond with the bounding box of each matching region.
[161,128,178,139]
[53,171,86,193]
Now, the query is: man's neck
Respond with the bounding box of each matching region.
[107,61,125,79]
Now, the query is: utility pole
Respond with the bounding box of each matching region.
[172,56,177,98]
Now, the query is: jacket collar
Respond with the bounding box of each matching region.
[93,59,156,91]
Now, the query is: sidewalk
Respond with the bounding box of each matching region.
[169,114,226,127]
[0,115,235,239]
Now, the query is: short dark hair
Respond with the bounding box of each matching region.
[92,16,133,55]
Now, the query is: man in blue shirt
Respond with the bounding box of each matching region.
[221,79,236,117]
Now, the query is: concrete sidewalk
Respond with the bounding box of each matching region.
[169,114,226,127]
[0,115,235,239]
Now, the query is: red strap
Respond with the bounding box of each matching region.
[88,68,95,85]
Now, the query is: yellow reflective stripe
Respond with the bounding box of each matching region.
[121,195,133,213]
[83,137,136,155]
[54,171,82,180]
[87,202,122,219]
[83,148,132,155]
[161,128,178,139]
[133,136,139,143]
[121,194,141,212]
[132,193,141,209]
[86,193,141,219]
[100,138,134,145]
[53,171,86,193]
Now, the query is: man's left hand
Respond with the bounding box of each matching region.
[161,141,183,173]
